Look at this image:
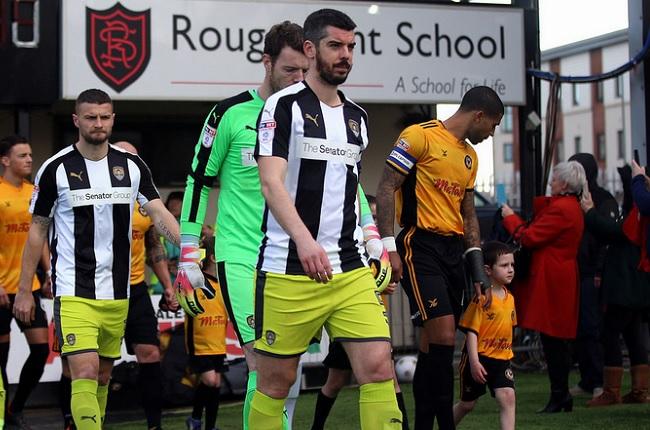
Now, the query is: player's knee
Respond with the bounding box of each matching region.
[496,388,515,408]
[134,344,160,363]
[29,343,50,364]
[201,372,221,388]
[258,368,296,398]
[458,400,476,413]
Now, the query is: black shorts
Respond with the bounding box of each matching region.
[459,352,514,402]
[124,283,159,355]
[397,227,466,326]
[188,354,228,374]
[0,291,48,335]
[323,341,351,370]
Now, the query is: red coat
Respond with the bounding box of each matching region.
[503,195,584,339]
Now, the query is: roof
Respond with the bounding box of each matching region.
[541,29,628,61]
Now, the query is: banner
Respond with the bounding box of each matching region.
[62,0,526,104]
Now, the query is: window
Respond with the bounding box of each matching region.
[556,140,564,162]
[616,75,624,98]
[596,81,604,102]
[502,107,513,133]
[572,84,580,106]
[503,142,513,163]
[574,136,581,153]
[597,133,606,161]
[617,129,625,159]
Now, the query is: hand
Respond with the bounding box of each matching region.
[175,240,215,298]
[501,204,514,217]
[0,287,9,308]
[632,159,646,178]
[161,286,180,312]
[470,359,488,384]
[388,251,402,284]
[296,235,332,283]
[475,284,493,310]
[580,188,594,212]
[41,276,53,299]
[383,282,398,295]
[13,290,35,325]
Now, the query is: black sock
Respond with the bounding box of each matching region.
[138,362,163,428]
[203,385,221,430]
[413,351,434,430]
[192,383,209,420]
[59,373,73,420]
[311,390,337,430]
[0,341,9,413]
[395,391,409,430]
[12,343,48,412]
[427,344,455,430]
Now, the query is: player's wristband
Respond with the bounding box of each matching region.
[381,236,397,253]
[464,247,490,292]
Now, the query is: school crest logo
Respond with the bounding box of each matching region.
[86,3,151,92]
[464,155,473,170]
[265,330,276,345]
[66,334,76,346]
[112,166,125,181]
[348,119,360,137]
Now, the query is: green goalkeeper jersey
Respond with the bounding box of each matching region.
[180,89,264,264]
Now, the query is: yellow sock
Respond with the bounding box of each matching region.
[71,379,101,430]
[0,373,5,425]
[359,380,403,430]
[248,390,285,430]
[96,383,109,425]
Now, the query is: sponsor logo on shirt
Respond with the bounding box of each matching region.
[202,125,216,148]
[68,187,132,207]
[433,178,463,198]
[5,222,30,234]
[241,147,257,167]
[297,137,360,166]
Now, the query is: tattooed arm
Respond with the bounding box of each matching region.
[460,190,481,249]
[14,215,51,324]
[144,199,181,247]
[376,166,407,282]
[145,226,178,311]
[461,190,491,307]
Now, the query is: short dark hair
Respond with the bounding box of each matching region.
[75,89,112,113]
[482,241,513,267]
[264,21,304,63]
[0,135,28,157]
[202,234,215,264]
[303,9,356,44]
[165,191,184,206]
[459,86,504,118]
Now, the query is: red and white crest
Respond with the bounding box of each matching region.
[86,3,151,93]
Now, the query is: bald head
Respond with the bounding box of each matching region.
[114,141,138,155]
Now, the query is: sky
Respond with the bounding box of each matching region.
[441,0,630,189]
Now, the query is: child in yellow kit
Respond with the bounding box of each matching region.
[454,241,517,430]
[184,235,228,430]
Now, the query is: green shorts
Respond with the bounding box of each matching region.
[217,262,255,345]
[254,267,391,358]
[54,296,128,359]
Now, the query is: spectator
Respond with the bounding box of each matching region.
[581,164,650,406]
[568,153,619,399]
[501,161,585,413]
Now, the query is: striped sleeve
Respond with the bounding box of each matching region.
[180,103,232,237]
[255,87,298,160]
[386,125,425,175]
[30,162,59,218]
[130,155,160,205]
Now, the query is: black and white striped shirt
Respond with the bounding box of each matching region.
[255,82,369,275]
[30,144,160,300]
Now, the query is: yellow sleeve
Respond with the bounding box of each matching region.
[458,298,483,334]
[386,125,426,175]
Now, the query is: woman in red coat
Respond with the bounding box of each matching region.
[501,160,586,413]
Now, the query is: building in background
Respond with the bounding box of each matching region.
[493,29,630,205]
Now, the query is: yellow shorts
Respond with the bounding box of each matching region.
[54,296,128,359]
[254,267,391,357]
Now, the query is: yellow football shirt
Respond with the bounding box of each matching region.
[0,178,39,293]
[130,203,153,285]
[185,275,227,355]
